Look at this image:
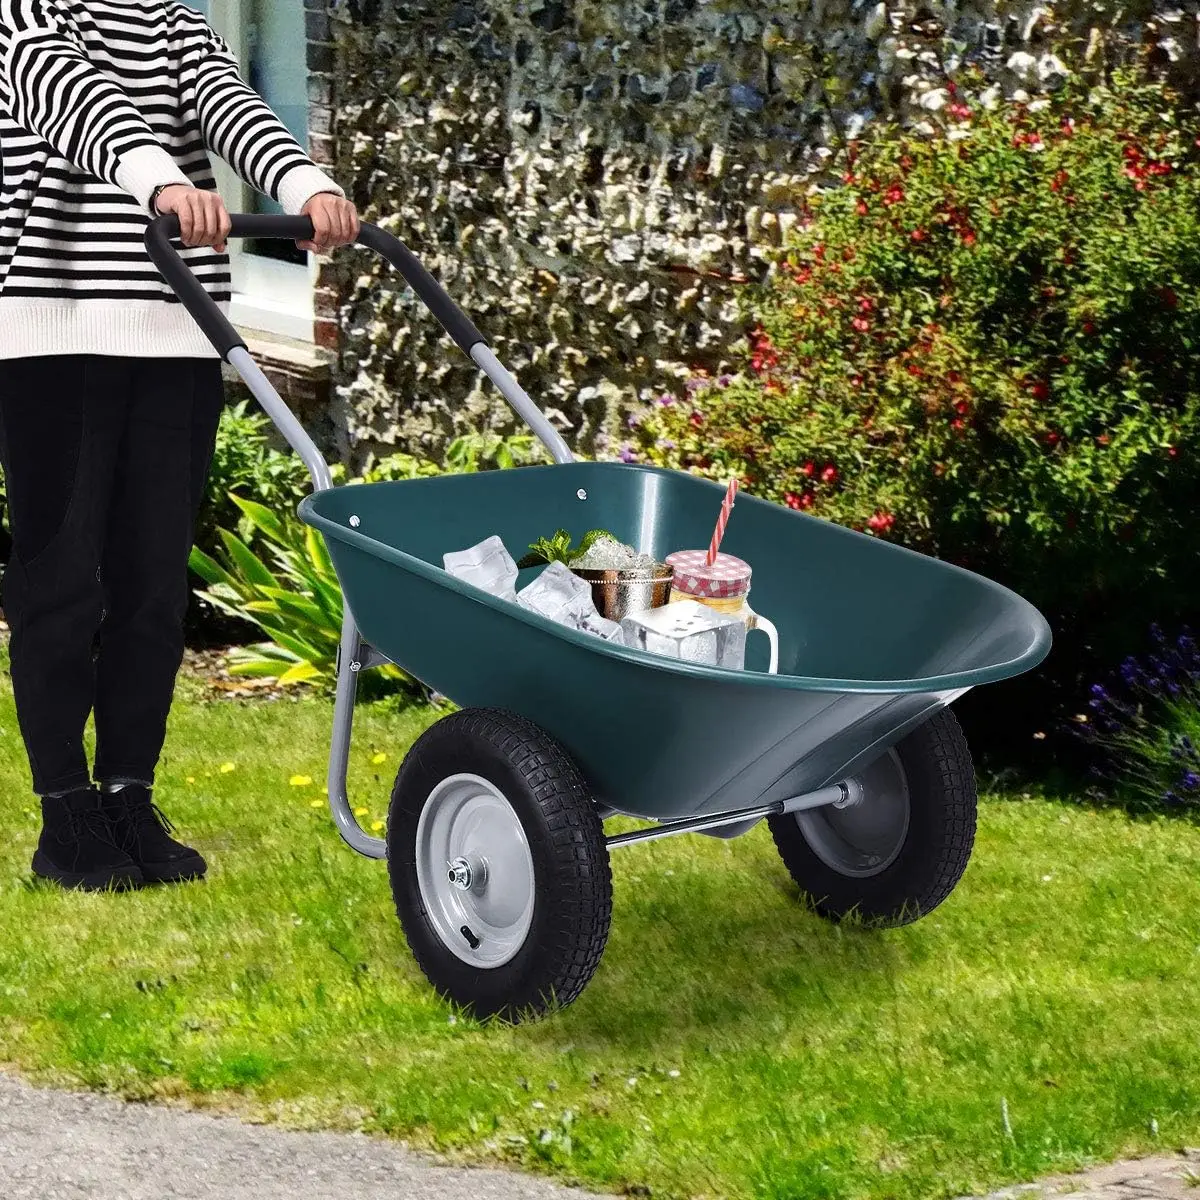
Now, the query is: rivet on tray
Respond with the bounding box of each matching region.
[349,514,360,527]
[576,489,587,500]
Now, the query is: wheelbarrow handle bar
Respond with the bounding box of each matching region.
[144,214,488,358]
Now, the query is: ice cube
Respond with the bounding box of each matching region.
[579,611,625,642]
[517,561,599,625]
[443,535,518,600]
[620,600,747,668]
[572,535,657,573]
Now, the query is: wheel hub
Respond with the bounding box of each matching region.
[795,749,910,878]
[415,774,536,968]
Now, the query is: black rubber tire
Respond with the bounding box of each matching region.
[768,708,977,927]
[387,708,612,1022]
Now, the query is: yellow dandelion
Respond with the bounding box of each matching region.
[289,774,313,787]
[219,762,235,774]
[370,820,385,832]
[186,776,196,784]
[371,752,387,765]
[354,806,369,817]
[309,799,323,808]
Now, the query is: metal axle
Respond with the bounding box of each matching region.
[605,778,864,850]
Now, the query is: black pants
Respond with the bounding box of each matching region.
[0,356,224,795]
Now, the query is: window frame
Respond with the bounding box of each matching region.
[204,0,317,342]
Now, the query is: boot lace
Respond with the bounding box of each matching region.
[54,805,125,852]
[119,792,177,837]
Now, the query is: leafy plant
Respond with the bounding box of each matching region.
[188,494,421,699]
[199,398,312,552]
[1079,624,1200,812]
[633,66,1200,731]
[516,528,616,569]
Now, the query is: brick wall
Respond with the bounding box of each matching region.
[303,0,340,355]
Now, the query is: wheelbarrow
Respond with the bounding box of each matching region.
[146,214,1052,1023]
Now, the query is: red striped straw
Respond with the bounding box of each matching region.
[706,478,739,566]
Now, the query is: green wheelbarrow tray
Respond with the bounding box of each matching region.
[299,462,1050,822]
[146,212,1052,1022]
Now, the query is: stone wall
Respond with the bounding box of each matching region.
[324,0,1198,469]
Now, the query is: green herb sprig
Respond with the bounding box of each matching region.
[516,528,616,570]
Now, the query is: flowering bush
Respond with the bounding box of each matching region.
[1080,624,1200,811]
[633,67,1200,713]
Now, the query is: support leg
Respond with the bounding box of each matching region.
[326,606,387,859]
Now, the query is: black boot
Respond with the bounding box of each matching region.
[31,785,145,891]
[100,783,206,884]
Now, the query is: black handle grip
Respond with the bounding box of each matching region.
[143,214,489,361]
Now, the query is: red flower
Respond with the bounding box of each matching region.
[856,200,869,216]
[867,511,896,532]
[961,229,977,246]
[883,183,905,206]
[784,491,803,510]
[851,316,871,332]
[1050,169,1069,192]
[801,461,815,477]
[1030,380,1050,401]
[954,400,970,415]
[857,296,875,313]
[1082,321,1097,335]
[689,411,704,427]
[950,417,966,431]
[899,155,914,171]
[792,265,813,285]
[1168,445,1179,458]
[948,102,971,121]
[1160,286,1179,309]
[906,363,924,377]
[800,492,814,509]
[1096,433,1110,445]
[820,464,838,484]
[910,227,929,243]
[1045,430,1060,445]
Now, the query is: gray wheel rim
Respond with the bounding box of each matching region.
[415,773,536,968]
[795,749,910,878]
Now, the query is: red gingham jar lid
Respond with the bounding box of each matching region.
[664,550,752,599]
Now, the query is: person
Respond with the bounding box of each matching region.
[0,0,360,891]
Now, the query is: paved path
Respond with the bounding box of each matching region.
[1,1068,1196,1200]
[960,1150,1200,1200]
[0,1072,595,1200]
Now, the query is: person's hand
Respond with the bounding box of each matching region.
[298,192,360,254]
[154,185,232,253]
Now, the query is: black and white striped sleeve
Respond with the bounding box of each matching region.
[190,22,344,215]
[0,0,191,213]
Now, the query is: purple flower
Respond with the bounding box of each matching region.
[620,444,637,463]
[627,413,641,428]
[658,438,676,450]
[1182,771,1200,790]
[717,374,733,387]
[657,393,676,407]
[684,376,705,393]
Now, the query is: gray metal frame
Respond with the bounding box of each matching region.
[224,345,857,860]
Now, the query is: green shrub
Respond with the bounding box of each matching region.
[188,494,421,699]
[1080,623,1200,812]
[190,429,548,691]
[199,398,311,553]
[634,67,1200,719]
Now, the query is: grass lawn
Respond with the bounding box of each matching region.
[0,653,1197,1200]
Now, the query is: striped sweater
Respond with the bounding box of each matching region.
[0,0,345,359]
